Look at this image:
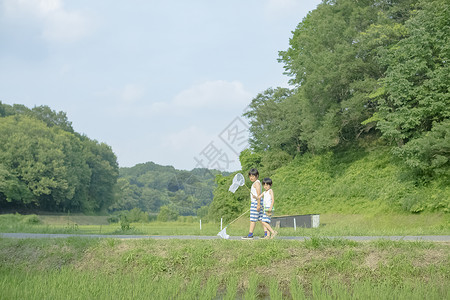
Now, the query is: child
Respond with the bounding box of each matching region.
[241,168,262,239]
[257,178,277,239]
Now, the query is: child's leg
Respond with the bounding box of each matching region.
[249,221,256,234]
[243,221,257,238]
[264,220,278,239]
[261,222,270,237]
[265,222,275,235]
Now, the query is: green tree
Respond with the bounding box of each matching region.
[157,205,179,222]
[28,105,74,133]
[278,0,418,151]
[0,116,90,211]
[394,119,450,179]
[0,104,119,212]
[375,0,450,177]
[208,173,248,222]
[110,178,140,211]
[82,138,119,212]
[0,164,33,206]
[243,87,304,155]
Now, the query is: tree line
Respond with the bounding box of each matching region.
[0,102,223,215]
[0,103,118,212]
[243,0,448,180]
[114,162,224,217]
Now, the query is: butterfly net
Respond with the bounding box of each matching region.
[228,173,245,193]
[217,227,230,239]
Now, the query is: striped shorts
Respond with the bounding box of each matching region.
[249,199,262,222]
[261,209,272,224]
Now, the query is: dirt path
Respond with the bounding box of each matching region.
[1,232,449,242]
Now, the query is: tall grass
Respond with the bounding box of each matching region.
[271,146,450,215]
[2,268,445,299]
[0,237,448,299]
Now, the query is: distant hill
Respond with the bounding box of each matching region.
[113,161,229,215]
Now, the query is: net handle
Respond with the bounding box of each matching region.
[226,209,250,227]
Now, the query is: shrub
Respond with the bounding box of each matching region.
[120,216,131,231]
[22,214,41,224]
[157,205,179,222]
[127,208,148,223]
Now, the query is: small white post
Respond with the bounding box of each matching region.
[294,218,297,231]
[200,219,202,230]
[220,218,223,230]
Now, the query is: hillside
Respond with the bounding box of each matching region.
[272,145,449,215]
[209,142,449,222]
[115,161,228,216]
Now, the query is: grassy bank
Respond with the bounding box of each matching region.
[0,237,448,299]
[271,146,450,215]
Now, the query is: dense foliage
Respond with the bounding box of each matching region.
[0,103,223,215]
[115,162,224,216]
[212,0,449,220]
[0,102,118,213]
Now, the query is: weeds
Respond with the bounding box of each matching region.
[303,236,358,249]
[0,238,448,299]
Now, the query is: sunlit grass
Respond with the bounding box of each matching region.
[0,212,449,237]
[0,237,448,299]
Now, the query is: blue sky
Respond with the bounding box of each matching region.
[0,0,321,171]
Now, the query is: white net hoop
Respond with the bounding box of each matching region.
[228,173,245,193]
[217,227,230,239]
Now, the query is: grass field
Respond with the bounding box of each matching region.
[0,212,448,237]
[1,213,449,299]
[0,236,448,299]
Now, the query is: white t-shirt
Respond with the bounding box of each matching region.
[263,189,272,209]
[250,180,261,205]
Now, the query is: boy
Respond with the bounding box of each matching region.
[258,178,277,239]
[241,168,262,239]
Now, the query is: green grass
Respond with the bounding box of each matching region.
[270,146,450,215]
[0,237,448,299]
[0,212,449,236]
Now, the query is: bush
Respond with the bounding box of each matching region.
[127,208,148,223]
[157,205,179,222]
[108,208,149,224]
[196,206,209,219]
[22,214,41,224]
[120,216,131,231]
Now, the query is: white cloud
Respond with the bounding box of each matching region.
[161,126,213,151]
[144,80,252,117]
[108,79,252,117]
[2,0,90,43]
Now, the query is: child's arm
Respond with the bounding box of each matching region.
[254,181,262,211]
[252,193,263,200]
[268,189,274,213]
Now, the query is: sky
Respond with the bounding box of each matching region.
[0,0,321,171]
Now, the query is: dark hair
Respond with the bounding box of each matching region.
[248,168,259,178]
[262,177,272,186]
